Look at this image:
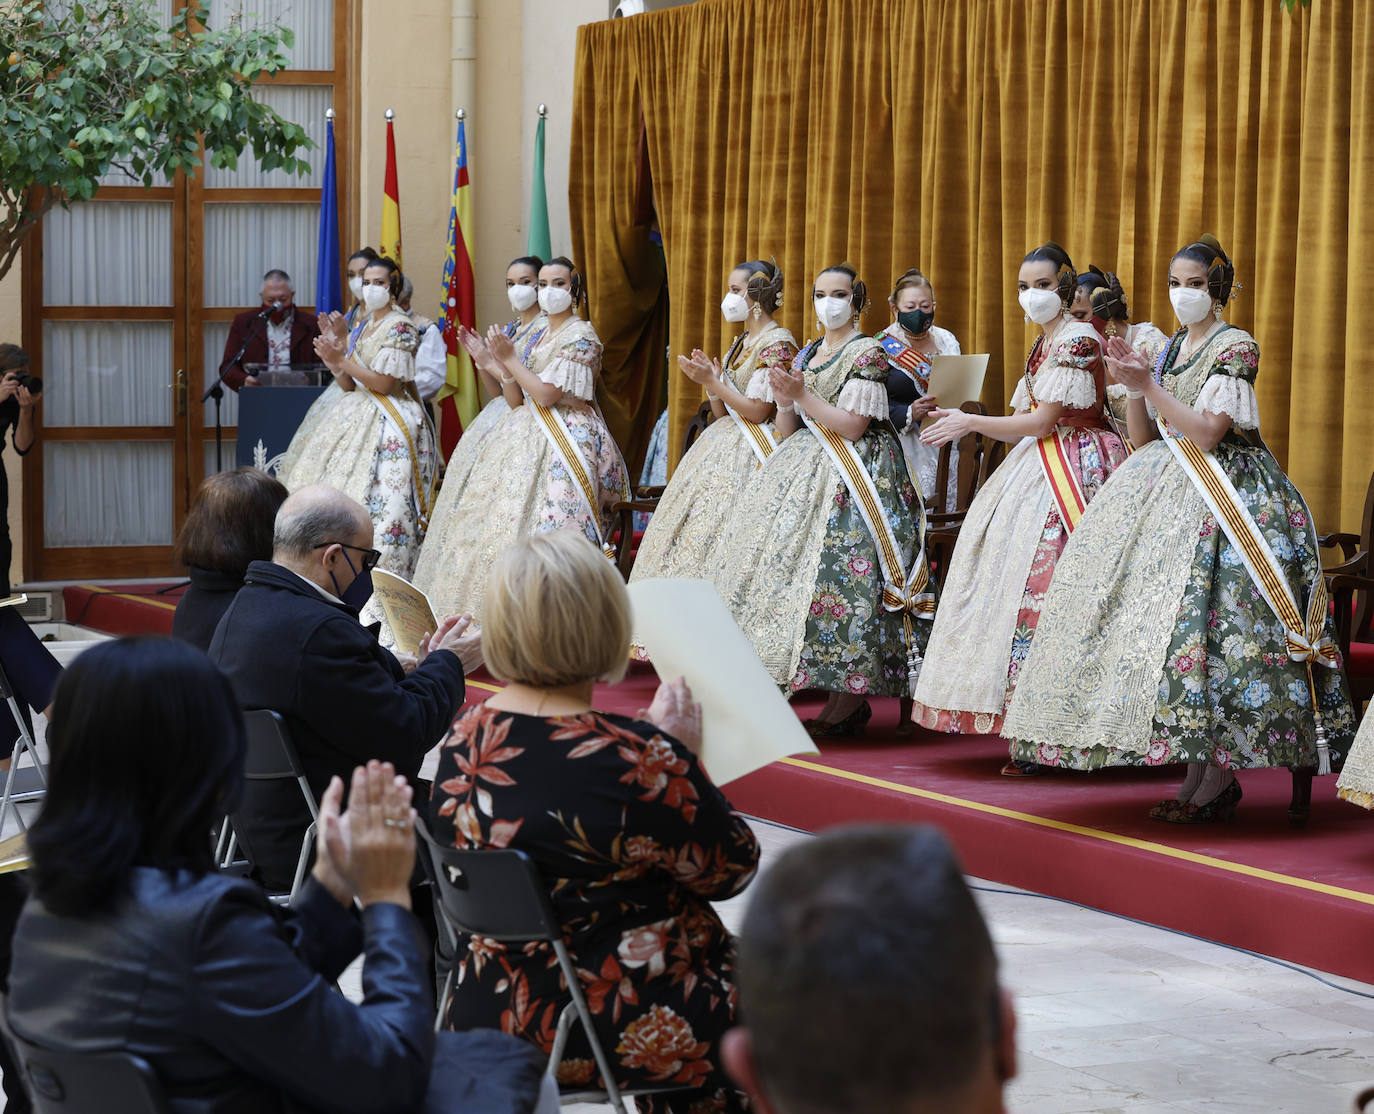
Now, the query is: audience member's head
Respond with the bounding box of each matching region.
[723,825,1015,1114]
[483,530,630,688]
[26,637,246,917]
[174,466,288,581]
[0,343,30,377]
[271,485,378,606]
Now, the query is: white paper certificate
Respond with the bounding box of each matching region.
[627,578,819,786]
[921,353,991,427]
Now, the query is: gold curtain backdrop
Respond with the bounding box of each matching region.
[569,0,1374,533]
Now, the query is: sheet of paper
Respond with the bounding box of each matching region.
[627,578,819,786]
[921,353,991,428]
[370,570,439,656]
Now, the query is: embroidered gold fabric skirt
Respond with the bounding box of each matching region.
[1337,706,1374,808]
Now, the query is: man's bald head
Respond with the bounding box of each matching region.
[272,485,370,564]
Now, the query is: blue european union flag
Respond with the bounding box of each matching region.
[315,116,342,314]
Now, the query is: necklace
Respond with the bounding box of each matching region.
[536,315,578,353]
[819,327,860,357]
[1179,320,1222,363]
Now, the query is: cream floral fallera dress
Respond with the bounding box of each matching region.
[717,337,930,697]
[911,320,1127,734]
[412,316,629,624]
[277,307,434,581]
[629,323,797,593]
[1338,707,1374,808]
[1002,325,1357,772]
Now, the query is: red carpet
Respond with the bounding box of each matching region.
[62,582,184,637]
[464,663,1374,985]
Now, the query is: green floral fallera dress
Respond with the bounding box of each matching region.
[718,337,931,696]
[1002,325,1357,771]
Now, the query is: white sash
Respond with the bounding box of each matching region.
[1158,417,1338,771]
[713,335,775,466]
[530,398,617,560]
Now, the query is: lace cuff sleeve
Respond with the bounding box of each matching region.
[1032,363,1097,409]
[744,367,774,402]
[1009,378,1031,412]
[371,344,416,383]
[836,377,889,419]
[538,356,596,400]
[1194,374,1261,431]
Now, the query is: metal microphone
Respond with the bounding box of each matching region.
[257,300,284,319]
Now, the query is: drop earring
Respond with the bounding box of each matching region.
[751,304,762,321]
[1213,302,1224,322]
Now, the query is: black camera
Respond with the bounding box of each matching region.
[4,371,41,394]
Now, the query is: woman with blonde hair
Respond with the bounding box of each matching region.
[429,530,757,1112]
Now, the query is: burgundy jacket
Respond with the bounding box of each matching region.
[218,307,322,391]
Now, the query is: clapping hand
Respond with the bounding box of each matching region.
[639,675,703,755]
[1104,336,1150,393]
[421,613,482,674]
[485,325,517,366]
[768,366,804,404]
[314,330,346,369]
[920,407,973,446]
[313,761,417,909]
[457,324,494,370]
[318,310,348,343]
[677,350,718,388]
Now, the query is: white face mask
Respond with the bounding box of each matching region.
[814,295,853,330]
[507,283,539,313]
[361,284,391,312]
[1018,287,1064,324]
[1169,286,1214,326]
[720,292,749,323]
[348,275,365,301]
[538,285,574,315]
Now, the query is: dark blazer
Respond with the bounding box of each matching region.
[219,307,321,391]
[8,870,432,1114]
[171,567,245,653]
[208,561,466,889]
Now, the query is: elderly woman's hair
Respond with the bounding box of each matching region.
[173,467,288,579]
[26,637,247,917]
[482,531,631,688]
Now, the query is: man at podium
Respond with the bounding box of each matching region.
[219,269,322,390]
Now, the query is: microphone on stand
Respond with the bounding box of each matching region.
[256,300,284,319]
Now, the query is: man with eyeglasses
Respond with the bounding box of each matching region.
[209,484,480,908]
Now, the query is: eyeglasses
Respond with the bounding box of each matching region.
[315,542,381,571]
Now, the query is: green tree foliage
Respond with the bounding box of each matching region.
[1279,0,1311,11]
[0,0,313,280]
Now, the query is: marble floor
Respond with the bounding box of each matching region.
[560,819,1374,1114]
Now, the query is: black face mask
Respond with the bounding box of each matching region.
[897,307,934,336]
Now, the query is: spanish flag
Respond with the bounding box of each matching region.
[437,113,478,459]
[380,110,402,267]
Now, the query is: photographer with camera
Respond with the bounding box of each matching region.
[0,345,41,595]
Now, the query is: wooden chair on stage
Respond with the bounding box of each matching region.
[1288,468,1374,825]
[609,401,715,579]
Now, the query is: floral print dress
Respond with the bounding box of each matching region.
[430,704,759,1114]
[1003,325,1357,770]
[716,337,930,696]
[911,322,1127,735]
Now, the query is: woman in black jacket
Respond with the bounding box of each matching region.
[171,467,288,651]
[8,637,434,1114]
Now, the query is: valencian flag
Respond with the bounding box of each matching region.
[527,107,551,260]
[437,112,478,459]
[380,109,402,267]
[313,109,342,314]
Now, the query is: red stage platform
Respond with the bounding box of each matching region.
[62,582,183,637]
[465,664,1374,986]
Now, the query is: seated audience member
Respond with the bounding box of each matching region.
[429,530,759,1112]
[398,274,448,403]
[8,637,436,1114]
[209,484,478,892]
[171,466,289,652]
[722,825,1017,1114]
[218,269,322,390]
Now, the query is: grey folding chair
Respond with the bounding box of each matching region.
[0,660,47,835]
[222,709,319,904]
[416,823,690,1112]
[0,995,172,1114]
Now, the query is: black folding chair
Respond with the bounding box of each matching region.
[0,996,172,1114]
[220,710,319,904]
[416,824,689,1111]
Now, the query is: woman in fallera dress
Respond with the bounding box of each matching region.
[1090,270,1171,432]
[1338,706,1374,810]
[277,256,435,588]
[910,243,1128,765]
[411,257,545,603]
[629,258,796,592]
[717,264,932,737]
[411,257,627,625]
[873,268,962,509]
[1003,236,1357,823]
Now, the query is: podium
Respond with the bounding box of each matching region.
[235,364,330,472]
